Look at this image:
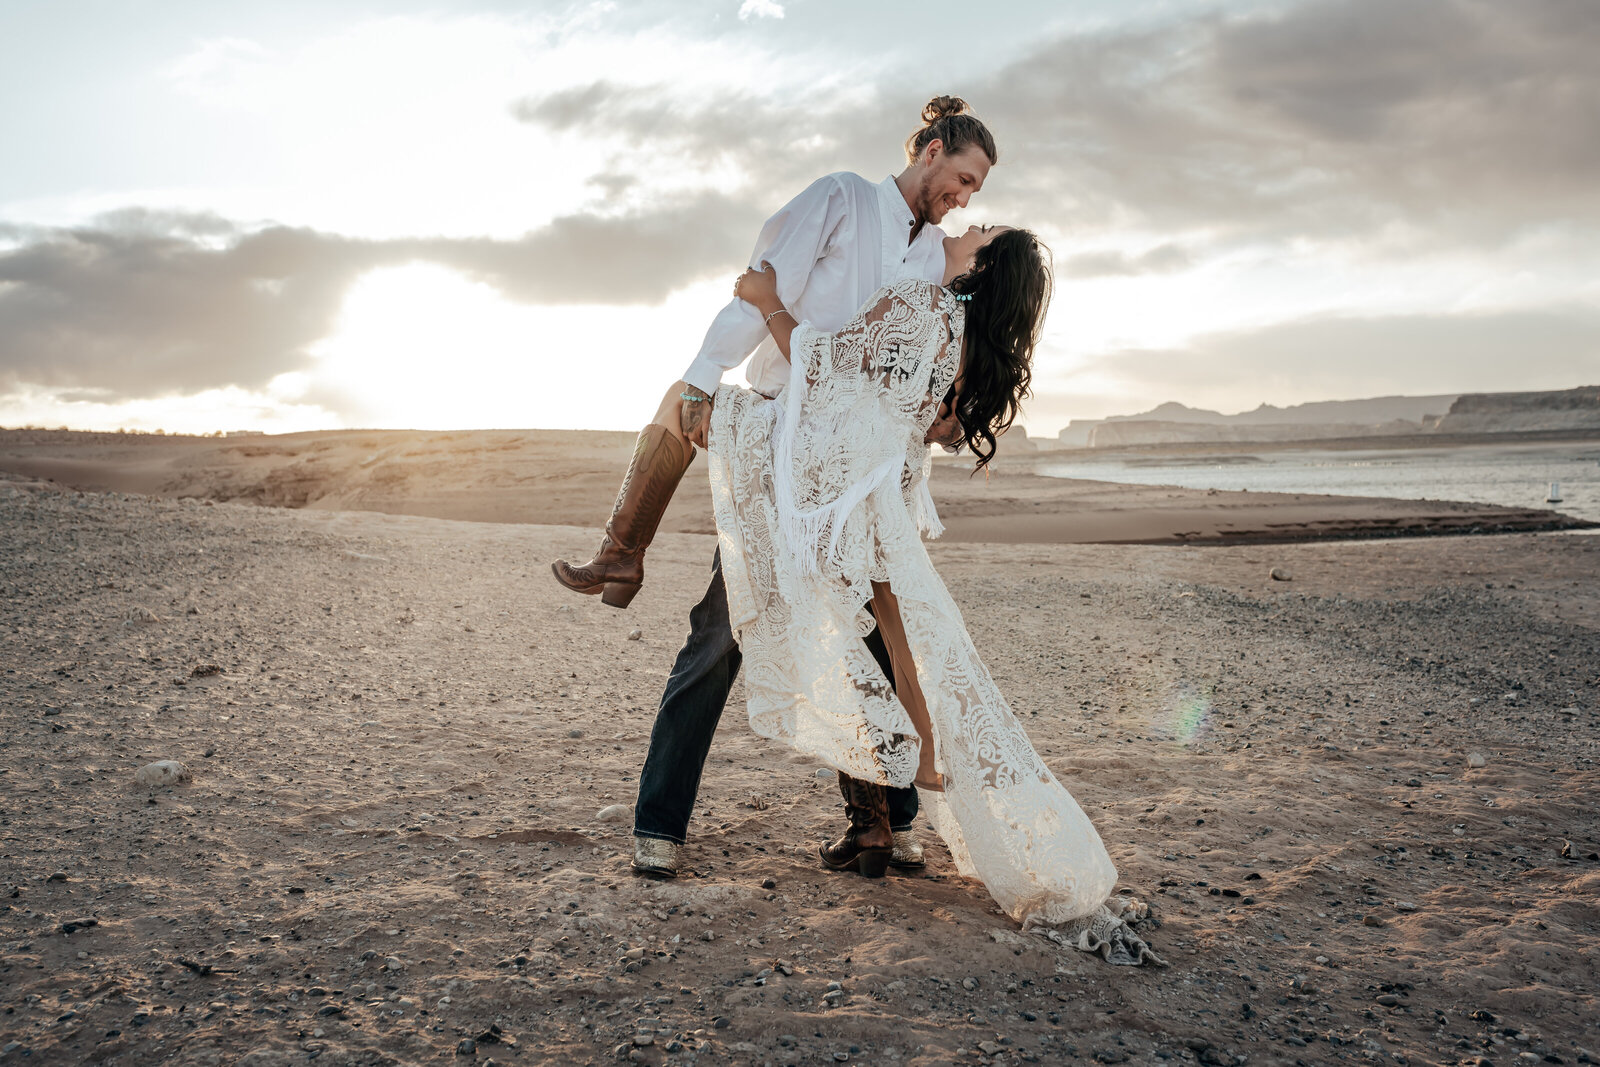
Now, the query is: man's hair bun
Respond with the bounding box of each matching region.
[905,95,997,166]
[922,95,970,124]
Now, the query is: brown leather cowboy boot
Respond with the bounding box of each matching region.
[819,772,894,878]
[551,424,695,608]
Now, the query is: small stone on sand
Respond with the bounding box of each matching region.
[134,759,189,788]
[1467,751,1487,768]
[1269,567,1292,581]
[597,804,631,823]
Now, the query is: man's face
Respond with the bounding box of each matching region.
[916,142,991,224]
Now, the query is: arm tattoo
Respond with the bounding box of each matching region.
[681,386,712,435]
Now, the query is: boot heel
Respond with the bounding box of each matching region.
[855,848,892,878]
[601,582,642,608]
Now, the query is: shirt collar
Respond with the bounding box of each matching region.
[877,174,917,235]
[877,174,945,282]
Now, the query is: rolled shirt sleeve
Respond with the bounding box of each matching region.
[681,175,850,395]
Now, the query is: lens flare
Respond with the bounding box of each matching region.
[1161,685,1213,745]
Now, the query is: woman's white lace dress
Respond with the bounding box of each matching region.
[708,278,1161,966]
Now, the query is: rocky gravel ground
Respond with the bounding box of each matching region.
[1,483,1596,1066]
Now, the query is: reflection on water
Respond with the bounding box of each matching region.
[1036,442,1600,523]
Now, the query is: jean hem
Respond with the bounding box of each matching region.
[632,827,688,845]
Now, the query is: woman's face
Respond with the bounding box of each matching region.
[943,224,1012,281]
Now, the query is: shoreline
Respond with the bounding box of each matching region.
[1022,426,1600,460]
[2,426,1593,547]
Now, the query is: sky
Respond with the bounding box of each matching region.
[1,0,1597,437]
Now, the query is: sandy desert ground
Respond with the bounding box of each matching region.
[2,467,1597,1067]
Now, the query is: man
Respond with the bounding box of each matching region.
[555,96,998,877]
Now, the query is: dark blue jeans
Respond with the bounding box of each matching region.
[633,551,919,843]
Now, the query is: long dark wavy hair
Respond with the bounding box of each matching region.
[947,228,1052,470]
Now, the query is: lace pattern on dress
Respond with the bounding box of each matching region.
[708,278,1157,963]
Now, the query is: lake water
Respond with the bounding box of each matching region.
[1035,441,1600,524]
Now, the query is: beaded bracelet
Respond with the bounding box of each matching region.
[680,392,707,403]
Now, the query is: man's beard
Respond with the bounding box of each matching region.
[914,175,939,225]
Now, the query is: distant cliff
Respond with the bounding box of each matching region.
[1434,386,1600,433]
[1004,425,1039,451]
[1106,395,1456,426]
[1055,420,1098,447]
[1088,419,1430,448]
[1061,387,1600,447]
[1061,394,1458,447]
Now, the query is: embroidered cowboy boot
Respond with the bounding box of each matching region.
[819,772,894,878]
[630,835,684,878]
[890,829,926,870]
[551,424,695,608]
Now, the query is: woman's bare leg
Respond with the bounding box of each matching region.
[649,380,688,439]
[869,581,944,792]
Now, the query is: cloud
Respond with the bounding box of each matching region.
[1074,305,1600,410]
[0,197,764,401]
[1058,244,1193,278]
[0,222,367,399]
[493,85,958,229]
[88,208,242,239]
[738,0,785,20]
[513,0,1600,253]
[509,79,885,197]
[980,0,1600,247]
[414,193,763,304]
[162,36,273,91]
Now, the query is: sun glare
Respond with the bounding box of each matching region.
[0,384,331,436]
[308,263,729,432]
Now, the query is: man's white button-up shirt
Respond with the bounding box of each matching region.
[682,173,948,398]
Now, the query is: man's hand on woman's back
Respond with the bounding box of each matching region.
[925,400,963,449]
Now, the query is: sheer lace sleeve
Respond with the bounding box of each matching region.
[778,280,961,545]
[755,280,960,573]
[789,280,963,439]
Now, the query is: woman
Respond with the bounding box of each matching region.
[713,227,1162,965]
